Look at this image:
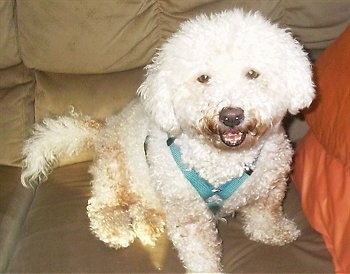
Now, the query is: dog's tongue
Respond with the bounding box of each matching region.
[220,131,246,147]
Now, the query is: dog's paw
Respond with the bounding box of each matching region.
[245,216,300,246]
[87,198,136,249]
[131,206,166,246]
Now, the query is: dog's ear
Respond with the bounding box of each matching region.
[286,67,315,115]
[137,53,180,135]
[284,40,315,115]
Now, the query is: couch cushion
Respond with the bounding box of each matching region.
[17,0,160,73]
[34,68,144,121]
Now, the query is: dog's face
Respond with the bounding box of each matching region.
[138,10,315,151]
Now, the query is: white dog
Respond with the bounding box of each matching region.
[21,10,314,273]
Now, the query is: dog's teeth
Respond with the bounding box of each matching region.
[224,132,242,143]
[220,131,246,147]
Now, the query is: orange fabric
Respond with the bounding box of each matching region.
[293,26,350,273]
[305,26,350,167]
[293,131,350,273]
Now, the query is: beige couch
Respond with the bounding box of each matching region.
[1,0,349,272]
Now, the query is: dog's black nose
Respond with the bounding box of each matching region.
[219,107,244,127]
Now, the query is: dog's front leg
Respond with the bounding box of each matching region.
[146,130,223,272]
[87,141,138,249]
[87,100,165,249]
[164,201,223,273]
[87,141,165,249]
[222,132,299,245]
[240,183,300,246]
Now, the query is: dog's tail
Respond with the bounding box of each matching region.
[21,110,102,188]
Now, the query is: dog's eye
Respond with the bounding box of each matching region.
[197,74,210,84]
[246,69,260,79]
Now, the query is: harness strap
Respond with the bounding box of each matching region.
[167,137,256,214]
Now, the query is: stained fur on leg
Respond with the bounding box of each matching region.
[87,101,165,249]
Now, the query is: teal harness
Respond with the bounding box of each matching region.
[166,137,257,214]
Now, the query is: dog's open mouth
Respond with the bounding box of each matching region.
[219,130,246,147]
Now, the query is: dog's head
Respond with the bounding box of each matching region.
[138,10,314,150]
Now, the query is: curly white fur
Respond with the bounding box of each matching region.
[21,110,101,187]
[21,10,314,273]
